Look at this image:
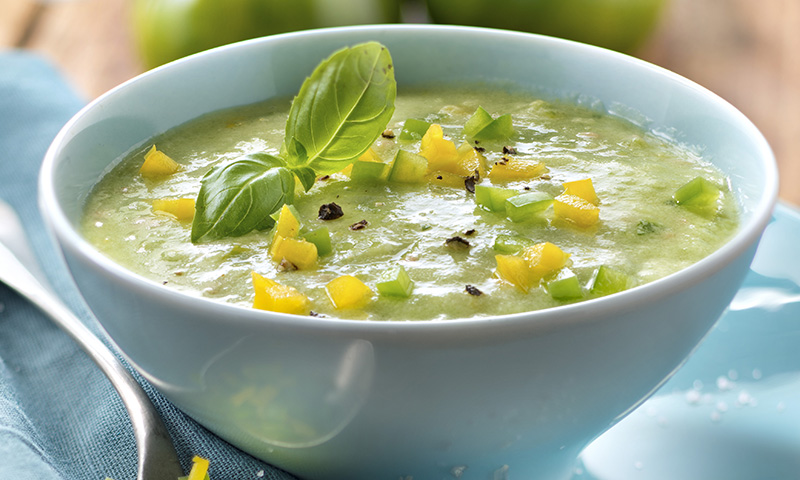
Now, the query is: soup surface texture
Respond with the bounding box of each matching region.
[82,86,738,321]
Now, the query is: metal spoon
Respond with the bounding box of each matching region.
[0,199,184,480]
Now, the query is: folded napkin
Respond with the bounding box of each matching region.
[0,52,296,480]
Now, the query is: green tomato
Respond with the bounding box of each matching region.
[132,0,402,68]
[425,0,667,54]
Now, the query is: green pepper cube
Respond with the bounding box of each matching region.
[300,227,332,256]
[475,185,519,212]
[493,234,536,254]
[465,106,514,142]
[398,118,432,141]
[351,160,388,183]
[505,191,553,222]
[546,268,583,301]
[635,219,660,235]
[673,176,721,216]
[589,265,632,297]
[387,150,428,183]
[464,106,494,138]
[479,114,514,141]
[376,264,414,298]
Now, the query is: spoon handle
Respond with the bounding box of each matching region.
[0,241,184,480]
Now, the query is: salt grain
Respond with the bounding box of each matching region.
[737,390,755,407]
[492,465,509,480]
[716,376,734,391]
[450,466,467,478]
[685,389,702,405]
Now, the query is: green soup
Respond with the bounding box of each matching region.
[82,86,738,321]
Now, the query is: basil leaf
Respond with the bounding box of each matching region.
[291,166,317,192]
[191,153,295,243]
[284,41,396,175]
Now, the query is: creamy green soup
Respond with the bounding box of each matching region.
[82,86,738,321]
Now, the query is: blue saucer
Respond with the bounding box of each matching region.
[577,202,800,479]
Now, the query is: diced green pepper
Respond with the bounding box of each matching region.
[635,219,660,235]
[464,106,493,137]
[475,184,518,212]
[493,234,536,254]
[504,191,553,222]
[300,227,332,256]
[350,160,388,182]
[464,106,514,142]
[398,118,432,141]
[589,265,632,297]
[387,150,428,183]
[672,176,721,216]
[546,268,583,301]
[376,264,414,298]
[477,114,514,141]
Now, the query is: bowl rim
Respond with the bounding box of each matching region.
[38,24,779,336]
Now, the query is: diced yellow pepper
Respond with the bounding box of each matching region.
[325,275,372,309]
[419,124,459,171]
[269,234,285,260]
[270,236,318,270]
[339,164,354,177]
[152,198,195,221]
[359,148,384,163]
[252,272,311,316]
[553,194,600,227]
[275,204,301,238]
[187,456,210,480]
[563,178,599,205]
[455,142,487,178]
[495,254,534,292]
[522,242,570,282]
[139,145,180,179]
[488,157,545,181]
[426,171,466,188]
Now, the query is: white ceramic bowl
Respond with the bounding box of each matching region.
[40,25,777,480]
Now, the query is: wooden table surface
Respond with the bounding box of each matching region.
[3,0,799,206]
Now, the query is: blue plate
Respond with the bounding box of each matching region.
[577,202,800,479]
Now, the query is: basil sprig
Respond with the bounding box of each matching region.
[191,42,396,243]
[283,42,396,174]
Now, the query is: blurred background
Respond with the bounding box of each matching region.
[2,0,798,206]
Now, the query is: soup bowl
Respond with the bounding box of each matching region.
[39,25,777,480]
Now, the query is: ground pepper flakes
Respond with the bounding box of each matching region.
[319,202,344,220]
[465,172,479,194]
[445,236,471,249]
[349,219,369,230]
[465,285,483,296]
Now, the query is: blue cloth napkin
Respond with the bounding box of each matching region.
[0,51,297,480]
